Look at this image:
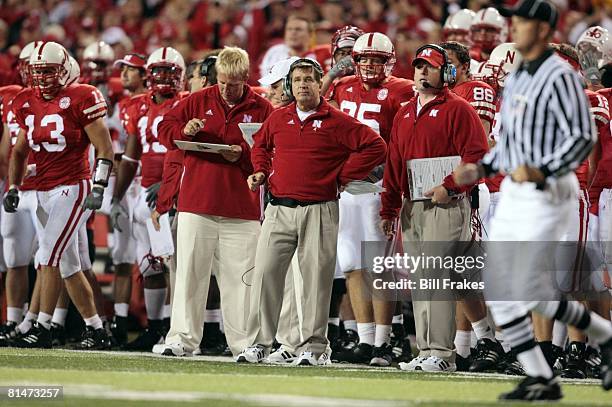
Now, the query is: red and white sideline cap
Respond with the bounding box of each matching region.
[412,47,445,68]
[114,53,146,69]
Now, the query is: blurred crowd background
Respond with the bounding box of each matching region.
[0,0,608,86]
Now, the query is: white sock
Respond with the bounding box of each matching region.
[107,233,115,249]
[472,318,495,341]
[163,304,171,319]
[23,302,29,314]
[144,288,166,321]
[374,324,392,347]
[204,308,222,323]
[470,331,477,348]
[18,312,37,333]
[51,308,68,327]
[584,312,612,344]
[37,312,53,330]
[7,307,23,323]
[517,346,553,379]
[114,303,129,318]
[552,321,567,348]
[455,330,472,358]
[357,322,375,345]
[84,315,103,330]
[344,319,357,332]
[392,314,404,324]
[496,331,511,353]
[328,317,340,326]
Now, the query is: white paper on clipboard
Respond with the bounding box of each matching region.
[146,213,174,257]
[344,181,385,195]
[174,140,232,154]
[407,156,461,200]
[238,123,263,147]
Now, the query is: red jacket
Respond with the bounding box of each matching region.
[158,85,273,220]
[380,88,488,220]
[155,149,183,215]
[251,98,387,202]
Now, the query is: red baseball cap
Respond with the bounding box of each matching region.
[114,53,146,69]
[412,47,445,68]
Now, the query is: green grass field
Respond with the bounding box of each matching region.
[0,348,611,406]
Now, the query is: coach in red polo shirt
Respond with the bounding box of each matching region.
[380,44,488,373]
[237,58,386,365]
[157,46,273,357]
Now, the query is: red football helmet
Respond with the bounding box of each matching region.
[81,41,115,85]
[146,47,185,96]
[331,25,364,65]
[29,41,71,99]
[352,32,396,84]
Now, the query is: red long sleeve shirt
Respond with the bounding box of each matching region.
[158,85,273,220]
[155,149,184,215]
[380,88,489,220]
[251,98,387,202]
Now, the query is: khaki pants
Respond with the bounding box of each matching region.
[275,255,303,353]
[166,212,260,355]
[246,201,339,357]
[401,198,471,362]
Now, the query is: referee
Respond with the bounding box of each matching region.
[454,0,612,401]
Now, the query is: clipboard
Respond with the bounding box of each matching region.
[406,156,461,200]
[174,140,232,154]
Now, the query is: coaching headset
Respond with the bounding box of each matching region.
[200,55,218,85]
[283,58,324,100]
[414,44,457,87]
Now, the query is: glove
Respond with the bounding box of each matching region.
[328,55,355,80]
[580,51,602,84]
[83,185,105,210]
[3,188,19,213]
[110,198,128,232]
[145,182,161,209]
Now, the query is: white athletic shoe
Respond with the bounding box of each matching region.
[294,351,318,366]
[419,356,457,372]
[152,343,165,354]
[161,342,189,357]
[317,346,332,366]
[398,356,427,371]
[267,346,297,364]
[236,345,267,363]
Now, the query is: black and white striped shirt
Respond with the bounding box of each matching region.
[482,49,596,178]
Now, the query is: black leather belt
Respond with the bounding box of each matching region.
[268,192,328,208]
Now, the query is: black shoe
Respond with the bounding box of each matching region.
[199,323,226,356]
[13,322,52,349]
[390,324,413,363]
[0,322,18,347]
[470,338,504,372]
[499,375,562,401]
[50,322,66,346]
[370,343,394,367]
[585,346,602,379]
[503,353,525,376]
[340,329,358,351]
[561,342,587,379]
[74,326,111,350]
[110,316,128,347]
[552,344,566,375]
[123,320,164,352]
[456,354,472,372]
[599,337,612,390]
[333,343,373,364]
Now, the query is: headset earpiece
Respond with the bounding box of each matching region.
[283,58,323,100]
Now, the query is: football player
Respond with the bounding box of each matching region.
[332,32,414,366]
[469,8,508,63]
[8,41,113,349]
[111,46,186,351]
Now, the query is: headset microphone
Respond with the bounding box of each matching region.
[422,82,443,90]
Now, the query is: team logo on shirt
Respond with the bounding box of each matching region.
[287,119,295,125]
[312,120,322,131]
[243,114,252,123]
[206,109,213,116]
[22,102,30,108]
[346,86,353,93]
[59,97,71,109]
[377,89,388,101]
[429,109,439,117]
